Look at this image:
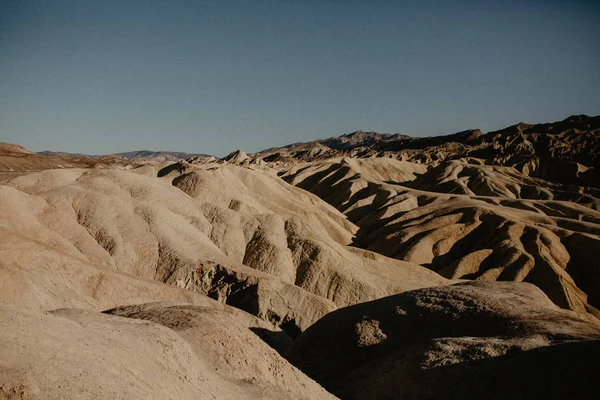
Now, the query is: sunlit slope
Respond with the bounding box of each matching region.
[283,157,600,317]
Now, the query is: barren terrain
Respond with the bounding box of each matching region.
[1,115,599,399]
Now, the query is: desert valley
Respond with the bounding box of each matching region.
[0,114,599,399]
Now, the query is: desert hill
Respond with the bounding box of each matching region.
[1,114,600,399]
[0,143,212,184]
[1,301,335,399]
[282,156,600,317]
[0,143,141,183]
[285,281,600,399]
[256,114,600,188]
[1,164,447,334]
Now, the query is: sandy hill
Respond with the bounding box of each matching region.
[0,161,449,398]
[285,281,600,399]
[1,300,335,399]
[0,142,90,180]
[0,142,35,155]
[282,156,600,318]
[0,143,142,184]
[1,164,447,333]
[255,115,600,184]
[1,114,600,399]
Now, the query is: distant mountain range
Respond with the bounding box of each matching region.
[38,150,213,161]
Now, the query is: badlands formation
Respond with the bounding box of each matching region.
[1,114,599,399]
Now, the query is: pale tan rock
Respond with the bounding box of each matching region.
[0,303,334,400]
[1,165,446,333]
[282,156,600,316]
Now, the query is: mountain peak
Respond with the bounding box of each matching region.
[223,149,250,163]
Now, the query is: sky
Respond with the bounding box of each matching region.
[1,0,599,156]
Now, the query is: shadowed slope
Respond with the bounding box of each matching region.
[284,281,600,400]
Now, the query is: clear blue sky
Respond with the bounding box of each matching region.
[1,0,599,156]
